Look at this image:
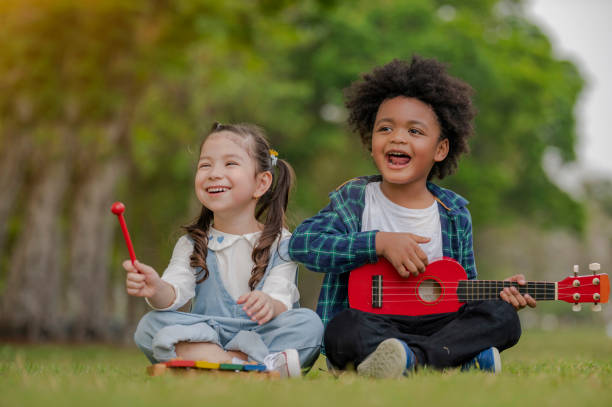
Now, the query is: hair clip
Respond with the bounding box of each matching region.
[269,149,278,167]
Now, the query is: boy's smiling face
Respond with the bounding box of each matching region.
[371,96,449,191]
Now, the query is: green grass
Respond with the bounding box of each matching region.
[2,327,611,407]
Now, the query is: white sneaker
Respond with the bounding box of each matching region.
[357,338,414,379]
[264,349,301,378]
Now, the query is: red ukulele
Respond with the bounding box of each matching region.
[348,258,609,316]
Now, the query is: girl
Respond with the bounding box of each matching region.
[125,122,323,377]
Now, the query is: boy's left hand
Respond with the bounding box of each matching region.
[500,274,537,310]
[237,291,279,325]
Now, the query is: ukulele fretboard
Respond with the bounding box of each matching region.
[457,280,556,302]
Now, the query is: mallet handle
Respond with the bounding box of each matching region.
[118,214,137,265]
[111,202,137,266]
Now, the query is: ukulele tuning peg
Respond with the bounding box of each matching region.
[572,303,582,312]
[592,303,602,312]
[589,263,601,274]
[573,265,579,277]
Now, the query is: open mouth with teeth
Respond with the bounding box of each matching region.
[386,151,411,166]
[206,186,230,194]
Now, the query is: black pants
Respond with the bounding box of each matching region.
[324,301,521,369]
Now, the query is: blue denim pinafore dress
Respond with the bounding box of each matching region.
[134,239,323,368]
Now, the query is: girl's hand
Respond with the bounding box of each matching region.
[376,231,430,277]
[237,291,283,325]
[500,274,537,310]
[123,260,161,298]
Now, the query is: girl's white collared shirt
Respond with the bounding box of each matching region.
[147,228,299,311]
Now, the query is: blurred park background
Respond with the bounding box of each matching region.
[0,0,611,344]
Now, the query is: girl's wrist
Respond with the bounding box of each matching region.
[271,297,288,316]
[148,280,176,308]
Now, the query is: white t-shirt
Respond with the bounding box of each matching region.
[146,228,299,311]
[361,182,443,262]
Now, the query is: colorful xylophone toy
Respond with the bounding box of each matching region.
[147,360,281,379]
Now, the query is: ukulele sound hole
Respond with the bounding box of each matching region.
[418,279,442,303]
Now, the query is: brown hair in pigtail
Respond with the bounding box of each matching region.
[249,152,294,290]
[183,206,213,283]
[183,122,294,288]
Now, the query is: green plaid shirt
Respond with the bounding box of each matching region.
[289,175,476,328]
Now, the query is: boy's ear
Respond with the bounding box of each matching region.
[253,171,273,199]
[434,138,449,162]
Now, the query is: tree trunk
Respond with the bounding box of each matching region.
[0,134,31,256]
[0,144,71,340]
[67,156,125,340]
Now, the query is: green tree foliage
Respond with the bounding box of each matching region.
[130,0,584,234]
[256,0,585,231]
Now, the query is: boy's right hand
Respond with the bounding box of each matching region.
[124,260,161,298]
[375,231,430,277]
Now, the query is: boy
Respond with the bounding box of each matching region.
[289,56,536,378]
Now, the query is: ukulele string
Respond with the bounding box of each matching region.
[366,292,596,303]
[378,291,571,299]
[374,296,597,304]
[378,282,599,289]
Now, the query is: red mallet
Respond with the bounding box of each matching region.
[111,202,137,266]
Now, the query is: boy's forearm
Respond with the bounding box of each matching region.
[289,198,378,273]
[147,280,176,309]
[289,230,378,273]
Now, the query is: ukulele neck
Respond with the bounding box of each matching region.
[457,280,556,302]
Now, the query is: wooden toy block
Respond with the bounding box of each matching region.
[243,364,267,372]
[219,363,245,371]
[165,360,196,368]
[147,363,168,376]
[195,361,220,369]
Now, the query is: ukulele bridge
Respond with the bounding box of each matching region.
[372,275,382,308]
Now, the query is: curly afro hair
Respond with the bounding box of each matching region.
[344,55,476,180]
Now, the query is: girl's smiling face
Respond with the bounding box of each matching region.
[371,96,449,190]
[195,132,271,222]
